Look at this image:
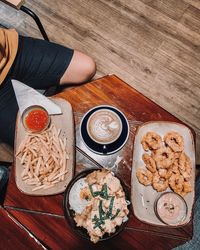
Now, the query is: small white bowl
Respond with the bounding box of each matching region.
[154,192,188,226]
[21,105,50,133]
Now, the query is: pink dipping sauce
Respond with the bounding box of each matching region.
[155,192,187,225]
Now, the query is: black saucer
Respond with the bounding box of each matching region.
[80,105,129,155]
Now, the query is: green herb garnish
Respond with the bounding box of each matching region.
[99,200,105,220]
[89,185,100,197]
[107,196,115,218]
[89,183,110,199]
[111,209,120,220]
[92,213,105,232]
[100,183,109,200]
[90,183,122,232]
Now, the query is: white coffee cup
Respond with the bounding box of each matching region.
[87,109,122,145]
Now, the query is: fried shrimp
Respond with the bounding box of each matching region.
[174,181,192,197]
[158,168,172,179]
[169,174,184,193]
[179,152,192,171]
[174,152,181,159]
[141,132,162,151]
[183,181,192,193]
[153,147,174,169]
[179,152,192,181]
[152,172,168,192]
[164,132,184,152]
[158,169,167,178]
[137,130,193,196]
[171,165,180,175]
[142,154,157,173]
[136,169,153,186]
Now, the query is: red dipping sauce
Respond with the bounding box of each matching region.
[23,107,50,132]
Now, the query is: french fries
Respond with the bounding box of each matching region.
[16,124,69,191]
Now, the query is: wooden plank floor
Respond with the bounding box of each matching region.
[0,0,200,163]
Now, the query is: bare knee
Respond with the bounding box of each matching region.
[60,50,96,85]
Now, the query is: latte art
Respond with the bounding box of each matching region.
[87,109,122,144]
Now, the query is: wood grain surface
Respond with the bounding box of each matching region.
[0,208,43,250]
[3,75,194,249]
[6,209,190,250]
[0,0,199,164]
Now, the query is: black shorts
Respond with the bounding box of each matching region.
[0,35,74,147]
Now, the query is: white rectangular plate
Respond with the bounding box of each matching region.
[14,97,75,196]
[131,121,195,226]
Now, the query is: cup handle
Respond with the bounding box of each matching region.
[102,145,107,154]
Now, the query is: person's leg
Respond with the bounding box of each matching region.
[0,35,96,147]
[0,79,16,197]
[60,50,96,85]
[10,36,96,90]
[0,78,18,147]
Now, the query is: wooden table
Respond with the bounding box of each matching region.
[2,75,194,249]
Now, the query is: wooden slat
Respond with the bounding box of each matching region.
[180,5,200,33]
[0,208,43,249]
[183,0,200,10]
[140,0,189,21]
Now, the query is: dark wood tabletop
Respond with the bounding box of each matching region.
[2,75,194,250]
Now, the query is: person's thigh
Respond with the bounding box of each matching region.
[0,78,18,147]
[60,50,96,85]
[9,35,74,89]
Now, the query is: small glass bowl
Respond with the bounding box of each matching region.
[154,192,188,226]
[21,105,50,133]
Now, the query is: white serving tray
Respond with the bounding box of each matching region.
[14,97,75,196]
[131,121,195,226]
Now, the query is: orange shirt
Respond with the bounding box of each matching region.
[0,28,18,85]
